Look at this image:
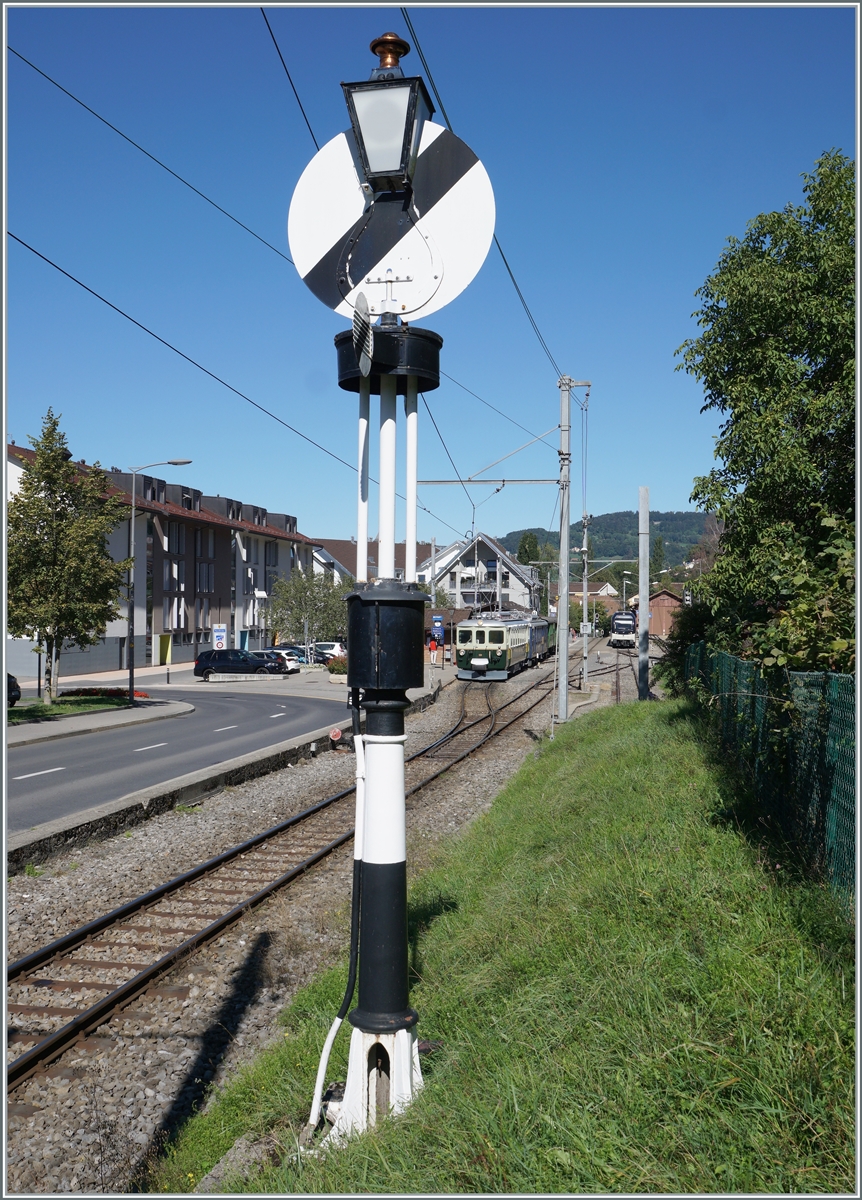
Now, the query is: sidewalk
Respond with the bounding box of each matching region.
[7,699,195,749]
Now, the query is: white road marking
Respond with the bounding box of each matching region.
[133,742,167,752]
[269,713,287,718]
[13,767,66,781]
[213,725,238,732]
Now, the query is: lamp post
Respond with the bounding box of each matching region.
[127,460,191,703]
[622,570,631,610]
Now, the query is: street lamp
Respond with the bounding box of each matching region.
[342,34,434,194]
[622,570,631,610]
[127,459,191,703]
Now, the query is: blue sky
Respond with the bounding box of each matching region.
[5,4,856,544]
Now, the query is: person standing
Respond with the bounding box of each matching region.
[429,636,438,666]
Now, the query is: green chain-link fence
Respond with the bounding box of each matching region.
[685,642,855,920]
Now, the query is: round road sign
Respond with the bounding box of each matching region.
[288,121,495,322]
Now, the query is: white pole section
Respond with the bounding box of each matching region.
[379,375,397,580]
[558,377,572,720]
[357,377,370,583]
[404,377,418,583]
[638,486,650,699]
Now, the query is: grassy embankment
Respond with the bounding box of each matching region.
[7,696,134,724]
[146,699,854,1194]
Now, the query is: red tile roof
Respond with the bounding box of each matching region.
[7,444,317,545]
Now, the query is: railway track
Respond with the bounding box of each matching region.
[7,664,564,1093]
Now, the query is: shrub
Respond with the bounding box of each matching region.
[60,687,149,699]
[327,656,348,675]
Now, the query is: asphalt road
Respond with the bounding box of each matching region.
[6,688,348,835]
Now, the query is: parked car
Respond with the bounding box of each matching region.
[8,673,21,706]
[315,641,348,660]
[249,650,300,675]
[278,643,330,665]
[262,648,302,673]
[194,649,280,680]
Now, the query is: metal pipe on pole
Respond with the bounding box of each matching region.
[557,376,572,721]
[356,376,370,582]
[638,486,650,699]
[378,376,397,580]
[404,377,418,583]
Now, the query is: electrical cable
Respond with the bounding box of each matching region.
[420,392,472,510]
[11,43,544,452]
[399,8,564,381]
[259,8,320,150]
[439,371,556,449]
[6,230,465,540]
[8,46,294,266]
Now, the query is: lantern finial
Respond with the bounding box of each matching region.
[370,33,410,71]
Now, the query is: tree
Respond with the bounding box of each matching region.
[428,584,451,609]
[7,410,131,701]
[649,534,666,581]
[676,151,855,672]
[516,531,539,566]
[269,567,354,645]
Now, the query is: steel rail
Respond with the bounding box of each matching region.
[7,831,353,1089]
[6,661,567,1089]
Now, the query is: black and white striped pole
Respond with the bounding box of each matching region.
[288,31,495,1143]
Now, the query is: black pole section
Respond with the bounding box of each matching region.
[344,580,428,1034]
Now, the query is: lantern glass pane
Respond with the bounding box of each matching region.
[352,85,411,172]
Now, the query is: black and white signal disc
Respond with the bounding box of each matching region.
[288,122,495,321]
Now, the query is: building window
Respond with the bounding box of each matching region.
[168,522,185,555]
[163,559,171,591]
[194,528,201,557]
[178,560,185,592]
[502,571,510,586]
[264,541,278,567]
[449,572,456,585]
[207,529,214,558]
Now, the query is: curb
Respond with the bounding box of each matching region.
[6,680,444,874]
[6,701,195,749]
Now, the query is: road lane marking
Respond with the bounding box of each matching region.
[133,743,168,752]
[213,725,238,732]
[13,767,66,781]
[269,713,287,718]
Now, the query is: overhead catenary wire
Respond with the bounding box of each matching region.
[400,7,564,381]
[259,7,320,150]
[7,231,465,539]
[8,46,294,266]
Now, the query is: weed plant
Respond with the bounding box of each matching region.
[146,700,854,1194]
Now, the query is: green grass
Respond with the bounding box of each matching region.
[7,696,132,724]
[144,700,854,1194]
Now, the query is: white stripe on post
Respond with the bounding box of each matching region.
[404,378,418,583]
[379,376,397,580]
[357,378,370,582]
[360,733,407,865]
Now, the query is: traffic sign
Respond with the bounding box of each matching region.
[288,122,495,321]
[213,624,227,651]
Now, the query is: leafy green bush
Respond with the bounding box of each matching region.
[327,655,348,675]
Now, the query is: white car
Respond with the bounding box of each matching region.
[315,641,347,660]
[260,648,301,673]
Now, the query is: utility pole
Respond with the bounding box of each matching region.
[638,486,650,699]
[557,376,572,720]
[581,514,590,687]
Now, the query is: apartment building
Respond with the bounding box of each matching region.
[5,444,318,675]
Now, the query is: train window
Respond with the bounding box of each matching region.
[458,629,472,644]
[475,630,486,644]
[489,630,504,643]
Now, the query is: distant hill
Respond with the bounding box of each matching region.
[498,511,707,567]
